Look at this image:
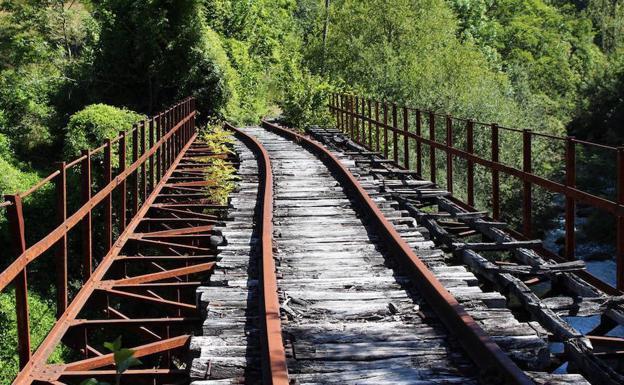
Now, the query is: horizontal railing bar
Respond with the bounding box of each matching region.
[19,170,61,198]
[65,154,88,169]
[336,100,620,149]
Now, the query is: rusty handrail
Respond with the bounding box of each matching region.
[1,97,196,375]
[261,119,535,385]
[330,93,624,291]
[225,123,289,385]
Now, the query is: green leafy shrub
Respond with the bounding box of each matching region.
[64,104,144,161]
[182,26,241,121]
[279,65,334,130]
[199,124,237,205]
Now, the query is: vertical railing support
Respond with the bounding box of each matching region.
[375,101,380,152]
[339,95,344,132]
[383,103,389,159]
[368,99,373,149]
[141,122,147,200]
[392,103,398,164]
[156,114,162,180]
[355,96,360,144]
[349,96,355,139]
[466,120,475,207]
[104,140,112,250]
[362,97,366,147]
[81,149,92,279]
[416,110,422,177]
[6,194,31,368]
[617,147,624,290]
[403,106,409,169]
[54,162,68,317]
[429,112,436,184]
[523,129,533,237]
[149,119,155,192]
[565,137,576,260]
[491,124,500,220]
[446,115,453,194]
[119,131,127,230]
[132,126,139,215]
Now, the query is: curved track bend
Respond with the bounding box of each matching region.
[190,123,591,385]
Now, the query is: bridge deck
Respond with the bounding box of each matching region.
[189,125,592,385]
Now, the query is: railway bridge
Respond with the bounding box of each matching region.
[1,96,623,385]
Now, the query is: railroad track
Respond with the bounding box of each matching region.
[189,123,593,385]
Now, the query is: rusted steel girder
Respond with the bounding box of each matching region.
[261,119,535,385]
[4,101,232,384]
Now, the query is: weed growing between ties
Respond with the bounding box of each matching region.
[199,124,238,208]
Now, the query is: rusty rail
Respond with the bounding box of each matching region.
[1,98,197,382]
[225,123,289,385]
[261,119,535,385]
[330,93,624,292]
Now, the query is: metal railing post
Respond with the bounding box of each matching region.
[104,140,113,250]
[429,112,436,184]
[523,129,533,237]
[54,162,68,317]
[132,125,139,215]
[466,120,475,207]
[416,110,422,176]
[6,194,31,368]
[403,106,409,169]
[383,103,389,159]
[491,124,500,220]
[392,103,398,164]
[119,131,127,229]
[565,137,576,260]
[375,101,380,152]
[81,149,92,279]
[446,115,453,194]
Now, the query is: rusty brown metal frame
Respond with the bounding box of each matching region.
[261,119,535,385]
[225,123,289,385]
[330,93,624,292]
[0,98,232,384]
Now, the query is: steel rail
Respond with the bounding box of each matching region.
[224,123,289,385]
[10,130,198,385]
[261,119,535,385]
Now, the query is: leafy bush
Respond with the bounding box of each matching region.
[182,26,241,121]
[279,65,335,130]
[64,104,144,161]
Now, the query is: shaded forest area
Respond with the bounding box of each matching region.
[1,0,624,381]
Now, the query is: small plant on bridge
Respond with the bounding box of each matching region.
[199,123,238,206]
[79,336,142,385]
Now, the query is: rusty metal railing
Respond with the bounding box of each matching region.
[0,97,196,374]
[330,93,624,292]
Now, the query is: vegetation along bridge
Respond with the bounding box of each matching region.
[1,95,624,385]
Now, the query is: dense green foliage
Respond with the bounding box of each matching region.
[64,104,144,159]
[0,288,67,384]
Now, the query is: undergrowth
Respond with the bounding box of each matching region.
[199,124,237,205]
